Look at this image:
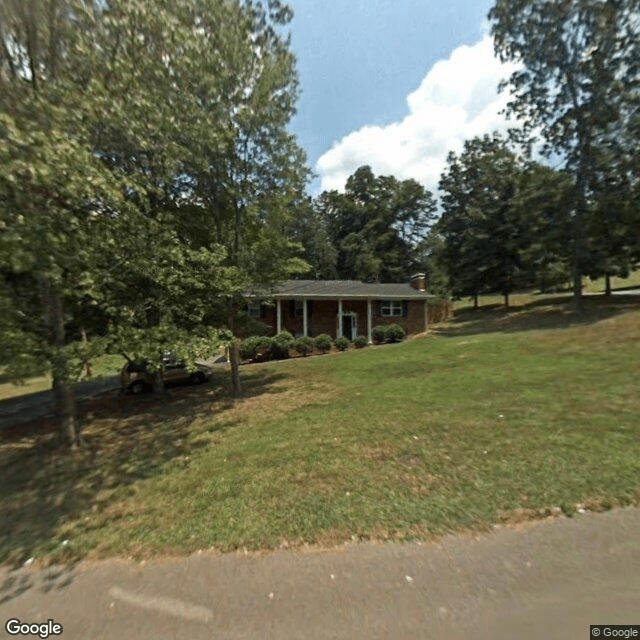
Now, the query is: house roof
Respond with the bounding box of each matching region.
[249,280,433,300]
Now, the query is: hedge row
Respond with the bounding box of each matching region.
[239,331,374,362]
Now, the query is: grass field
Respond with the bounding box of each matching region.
[1,295,639,566]
[452,269,640,311]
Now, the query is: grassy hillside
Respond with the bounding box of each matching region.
[1,296,639,565]
[452,268,640,310]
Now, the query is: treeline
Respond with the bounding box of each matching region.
[294,126,639,308]
[294,0,640,309]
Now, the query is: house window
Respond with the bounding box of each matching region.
[294,300,304,317]
[380,300,403,317]
[247,302,262,318]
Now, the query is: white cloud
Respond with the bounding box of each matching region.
[316,35,519,195]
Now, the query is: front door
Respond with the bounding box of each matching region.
[341,314,356,340]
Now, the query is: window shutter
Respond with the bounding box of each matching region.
[377,301,381,316]
[260,303,266,318]
[289,300,295,317]
[308,300,313,318]
[403,301,409,317]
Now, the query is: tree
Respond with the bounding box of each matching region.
[286,197,337,279]
[513,162,574,292]
[0,0,308,446]
[489,0,640,312]
[314,166,437,282]
[437,134,574,306]
[582,144,640,294]
[438,135,526,306]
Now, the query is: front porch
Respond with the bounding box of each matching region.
[273,298,376,342]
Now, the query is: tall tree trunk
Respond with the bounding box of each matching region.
[227,313,241,397]
[80,326,92,377]
[504,291,510,307]
[38,275,80,448]
[473,293,479,309]
[229,340,241,397]
[152,369,167,397]
[605,273,612,296]
[572,171,588,316]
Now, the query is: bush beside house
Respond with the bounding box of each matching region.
[270,331,294,359]
[293,336,314,357]
[372,324,406,344]
[354,335,368,348]
[314,334,333,353]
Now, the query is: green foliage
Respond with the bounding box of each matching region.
[293,336,315,357]
[270,330,294,359]
[107,325,230,374]
[489,0,640,309]
[385,325,406,343]
[313,334,333,353]
[438,135,573,305]
[240,336,273,361]
[314,166,437,282]
[334,336,351,351]
[286,199,338,279]
[372,326,387,344]
[0,0,308,442]
[353,335,368,348]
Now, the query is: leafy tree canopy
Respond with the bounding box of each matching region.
[311,166,437,282]
[489,0,640,310]
[0,0,308,445]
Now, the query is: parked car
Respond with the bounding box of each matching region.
[121,355,211,394]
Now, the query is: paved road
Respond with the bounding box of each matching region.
[1,508,638,639]
[0,377,120,430]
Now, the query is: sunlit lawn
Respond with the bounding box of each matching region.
[1,295,639,565]
[452,269,640,311]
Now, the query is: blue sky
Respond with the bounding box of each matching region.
[284,0,517,196]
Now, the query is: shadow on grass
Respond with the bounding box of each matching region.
[435,294,640,338]
[0,369,288,575]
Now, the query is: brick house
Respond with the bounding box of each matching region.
[247,274,434,342]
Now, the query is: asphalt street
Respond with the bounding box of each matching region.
[1,507,639,639]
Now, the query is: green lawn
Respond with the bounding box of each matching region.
[1,296,640,565]
[452,269,640,311]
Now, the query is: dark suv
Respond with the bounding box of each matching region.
[121,355,211,394]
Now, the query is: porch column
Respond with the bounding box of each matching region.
[303,298,308,337]
[338,298,343,338]
[367,298,373,343]
[276,299,282,333]
[424,299,428,332]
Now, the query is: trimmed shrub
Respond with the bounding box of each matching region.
[372,325,387,344]
[240,336,272,361]
[239,336,267,360]
[240,337,258,360]
[270,330,294,359]
[334,336,351,351]
[386,324,406,343]
[293,336,314,357]
[353,335,368,348]
[313,334,332,354]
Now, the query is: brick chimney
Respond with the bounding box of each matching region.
[410,273,426,291]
